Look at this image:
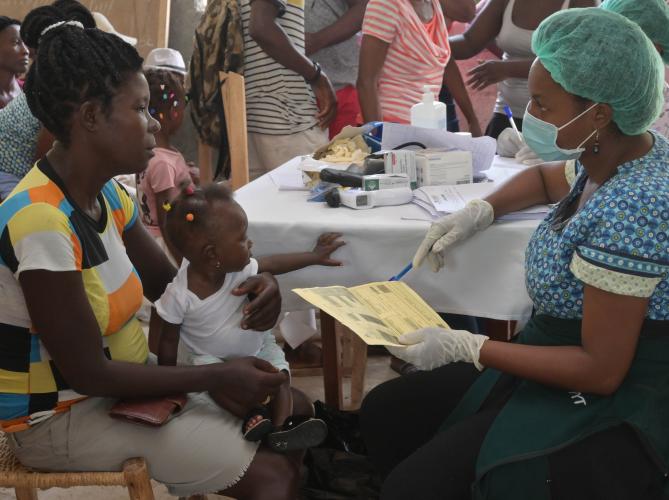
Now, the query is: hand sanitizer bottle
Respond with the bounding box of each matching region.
[410,85,447,130]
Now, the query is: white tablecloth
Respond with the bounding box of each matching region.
[235,157,540,321]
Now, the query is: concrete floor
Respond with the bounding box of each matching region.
[0,354,396,499]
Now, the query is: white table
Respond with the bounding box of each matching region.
[236,156,540,322]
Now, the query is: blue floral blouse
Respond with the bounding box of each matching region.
[0,92,40,179]
[526,132,669,320]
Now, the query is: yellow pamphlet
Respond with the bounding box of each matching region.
[292,281,449,346]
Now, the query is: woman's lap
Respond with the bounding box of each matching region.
[362,365,667,500]
[8,393,259,496]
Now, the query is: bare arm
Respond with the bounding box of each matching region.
[357,35,389,122]
[466,58,534,91]
[483,161,570,218]
[257,232,345,275]
[250,0,318,78]
[479,286,648,395]
[154,190,184,266]
[157,321,181,366]
[19,269,286,401]
[443,58,482,137]
[306,0,368,56]
[449,0,507,60]
[123,214,176,302]
[439,0,476,23]
[250,0,337,128]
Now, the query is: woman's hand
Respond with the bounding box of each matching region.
[212,357,288,417]
[233,272,282,331]
[388,328,489,371]
[466,60,507,90]
[311,232,346,266]
[413,199,494,272]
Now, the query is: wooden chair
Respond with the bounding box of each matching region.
[198,72,249,190]
[0,432,155,500]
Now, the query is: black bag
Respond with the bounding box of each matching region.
[301,401,381,500]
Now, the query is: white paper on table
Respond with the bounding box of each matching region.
[269,166,309,191]
[416,183,496,213]
[381,123,497,176]
[279,310,318,348]
[413,183,550,220]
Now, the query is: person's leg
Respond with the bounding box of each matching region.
[221,447,300,500]
[439,86,460,133]
[247,132,271,181]
[251,126,328,174]
[9,394,299,499]
[548,424,667,500]
[380,407,500,500]
[360,362,482,476]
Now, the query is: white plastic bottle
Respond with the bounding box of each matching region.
[410,85,447,130]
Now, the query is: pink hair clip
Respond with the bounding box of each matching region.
[184,185,195,195]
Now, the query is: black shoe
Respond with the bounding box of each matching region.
[267,416,327,452]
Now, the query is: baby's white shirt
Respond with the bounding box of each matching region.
[155,258,265,359]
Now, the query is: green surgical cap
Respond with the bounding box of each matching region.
[601,0,669,65]
[532,8,665,136]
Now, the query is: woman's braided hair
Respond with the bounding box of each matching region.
[21,2,143,146]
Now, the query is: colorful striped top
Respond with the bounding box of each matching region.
[0,160,148,432]
[362,0,451,124]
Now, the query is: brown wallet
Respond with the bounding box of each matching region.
[109,394,188,426]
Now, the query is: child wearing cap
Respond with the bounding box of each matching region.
[137,63,194,264]
[144,47,188,83]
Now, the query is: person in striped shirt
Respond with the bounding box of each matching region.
[242,0,338,178]
[357,0,481,135]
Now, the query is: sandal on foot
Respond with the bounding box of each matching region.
[242,407,273,442]
[266,416,327,452]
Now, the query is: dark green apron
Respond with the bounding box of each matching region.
[440,314,669,500]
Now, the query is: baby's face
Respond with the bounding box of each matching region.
[211,203,252,272]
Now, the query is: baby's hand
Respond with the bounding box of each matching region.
[312,232,345,267]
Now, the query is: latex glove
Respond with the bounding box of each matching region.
[413,199,494,272]
[515,144,543,166]
[388,328,489,371]
[496,127,525,157]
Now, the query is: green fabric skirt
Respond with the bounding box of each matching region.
[439,314,669,500]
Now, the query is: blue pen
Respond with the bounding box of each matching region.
[389,262,413,282]
[503,105,523,142]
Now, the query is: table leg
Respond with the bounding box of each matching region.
[320,311,343,409]
[348,331,368,410]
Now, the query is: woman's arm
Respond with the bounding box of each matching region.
[306,0,368,56]
[154,190,183,266]
[443,58,482,137]
[157,321,181,366]
[19,269,287,404]
[483,161,570,218]
[123,216,176,303]
[466,58,534,91]
[479,286,648,395]
[449,0,507,60]
[357,35,390,122]
[439,0,476,23]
